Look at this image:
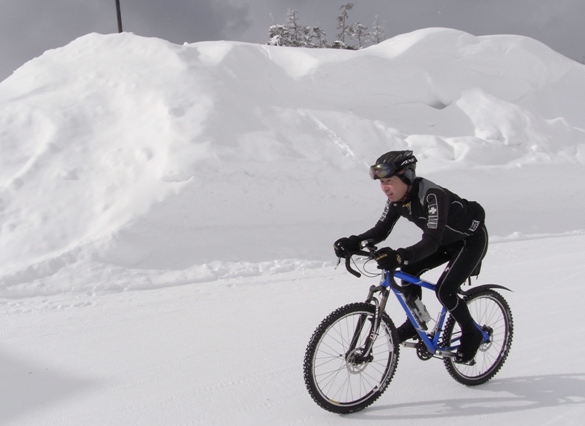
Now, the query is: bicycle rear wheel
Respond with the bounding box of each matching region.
[443,288,513,386]
[303,302,399,414]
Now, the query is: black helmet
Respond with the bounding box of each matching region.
[369,150,417,184]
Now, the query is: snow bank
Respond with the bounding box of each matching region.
[1,28,584,297]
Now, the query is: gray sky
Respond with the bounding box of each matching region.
[1,0,584,82]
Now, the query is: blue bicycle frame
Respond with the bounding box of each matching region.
[343,247,509,359]
[380,269,489,357]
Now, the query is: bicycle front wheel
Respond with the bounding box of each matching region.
[303,302,399,414]
[443,288,513,386]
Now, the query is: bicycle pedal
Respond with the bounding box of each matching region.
[454,357,477,366]
[402,342,418,348]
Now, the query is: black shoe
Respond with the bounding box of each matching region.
[456,327,483,363]
[396,320,418,343]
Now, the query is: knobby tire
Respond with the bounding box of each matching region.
[303,303,399,414]
[443,289,514,386]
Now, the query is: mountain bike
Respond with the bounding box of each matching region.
[303,242,513,414]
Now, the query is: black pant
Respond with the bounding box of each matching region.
[401,224,489,331]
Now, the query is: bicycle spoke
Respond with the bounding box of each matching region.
[443,290,513,386]
[304,303,399,413]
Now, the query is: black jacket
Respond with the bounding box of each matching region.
[357,177,485,264]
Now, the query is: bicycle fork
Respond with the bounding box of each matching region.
[345,285,390,364]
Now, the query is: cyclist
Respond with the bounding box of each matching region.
[334,150,488,363]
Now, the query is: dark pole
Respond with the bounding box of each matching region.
[115,0,123,32]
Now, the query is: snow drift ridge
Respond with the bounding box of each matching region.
[0,28,584,297]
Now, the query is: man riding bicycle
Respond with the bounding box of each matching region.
[334,150,488,363]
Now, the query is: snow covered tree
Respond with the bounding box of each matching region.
[267,4,385,50]
[336,3,353,44]
[285,9,303,47]
[267,9,323,48]
[311,26,328,48]
[351,23,368,49]
[368,15,386,45]
[267,24,289,46]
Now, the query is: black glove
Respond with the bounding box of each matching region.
[333,235,361,258]
[374,247,403,270]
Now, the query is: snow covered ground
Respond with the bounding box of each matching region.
[1,28,585,425]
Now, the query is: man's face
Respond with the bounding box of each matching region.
[380,175,408,202]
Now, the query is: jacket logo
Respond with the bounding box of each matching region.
[426,194,439,229]
[469,219,480,232]
[380,200,390,221]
